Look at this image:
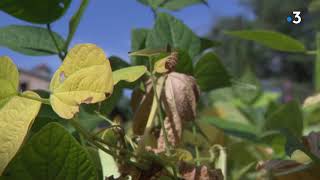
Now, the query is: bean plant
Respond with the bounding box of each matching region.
[1,0,320,180]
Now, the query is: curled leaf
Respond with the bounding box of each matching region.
[303,131,320,158]
[154,52,178,74]
[156,72,200,151]
[179,162,224,180]
[257,159,320,179]
[49,44,113,119]
[163,72,200,122]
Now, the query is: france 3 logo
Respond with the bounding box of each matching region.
[287,11,302,24]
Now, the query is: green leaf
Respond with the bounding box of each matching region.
[64,0,90,51]
[0,0,71,24]
[31,104,71,134]
[146,13,201,58]
[131,28,150,65]
[161,0,208,11]
[137,0,208,11]
[129,48,169,57]
[112,66,147,85]
[226,30,306,53]
[137,0,165,9]
[309,0,320,12]
[232,66,262,104]
[194,52,231,91]
[0,25,65,56]
[203,116,259,141]
[4,123,98,180]
[109,56,130,70]
[82,81,124,117]
[200,38,221,51]
[264,101,303,137]
[175,50,193,75]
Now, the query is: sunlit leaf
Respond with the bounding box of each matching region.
[112,66,147,85]
[50,44,114,119]
[129,48,168,57]
[174,148,193,162]
[0,56,18,100]
[0,91,41,174]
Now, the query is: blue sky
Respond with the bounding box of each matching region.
[0,0,251,71]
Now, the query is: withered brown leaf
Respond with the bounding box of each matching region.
[179,162,224,180]
[154,72,200,152]
[257,160,320,180]
[303,131,320,158]
[163,72,200,122]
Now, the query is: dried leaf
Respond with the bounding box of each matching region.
[179,162,224,180]
[163,72,200,122]
[303,132,320,158]
[155,72,200,152]
[154,52,178,74]
[303,94,320,108]
[257,160,320,179]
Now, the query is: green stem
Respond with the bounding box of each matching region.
[46,24,64,61]
[306,50,317,55]
[315,32,320,91]
[69,118,117,157]
[95,111,137,150]
[192,125,200,166]
[19,93,50,105]
[147,62,171,154]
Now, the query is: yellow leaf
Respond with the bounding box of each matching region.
[303,94,320,108]
[174,148,193,162]
[112,66,147,85]
[154,56,169,74]
[0,91,41,174]
[0,56,19,100]
[50,44,113,119]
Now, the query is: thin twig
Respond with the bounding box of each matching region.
[147,61,171,154]
[46,24,64,60]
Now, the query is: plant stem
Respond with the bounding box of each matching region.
[19,93,51,105]
[306,50,317,55]
[69,118,117,157]
[315,32,320,91]
[95,111,137,150]
[46,24,64,61]
[147,61,171,154]
[192,124,200,166]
